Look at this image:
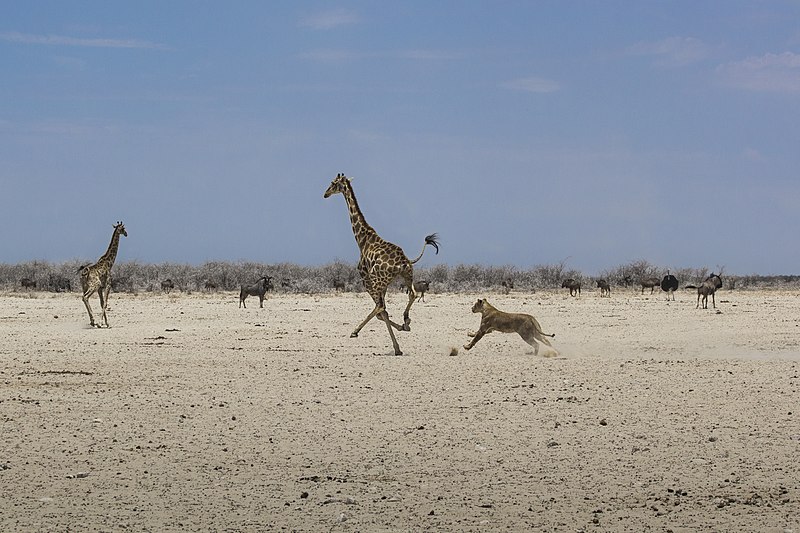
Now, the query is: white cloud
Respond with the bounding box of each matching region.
[0,31,164,49]
[499,77,560,93]
[626,36,710,67]
[297,48,358,64]
[395,49,460,61]
[717,52,800,93]
[299,8,360,30]
[298,48,458,64]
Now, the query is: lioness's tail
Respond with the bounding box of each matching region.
[409,233,440,264]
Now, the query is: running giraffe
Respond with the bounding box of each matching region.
[78,221,128,327]
[324,173,439,355]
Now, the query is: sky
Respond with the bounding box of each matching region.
[1,1,799,275]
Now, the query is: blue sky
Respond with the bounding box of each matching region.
[1,2,799,274]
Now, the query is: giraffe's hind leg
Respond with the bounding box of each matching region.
[82,288,97,327]
[400,272,415,331]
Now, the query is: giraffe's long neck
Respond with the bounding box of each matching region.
[342,183,378,251]
[99,229,122,269]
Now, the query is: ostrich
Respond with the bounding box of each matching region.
[660,271,679,301]
[561,278,581,297]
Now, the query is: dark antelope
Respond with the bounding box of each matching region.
[596,279,610,297]
[639,277,660,294]
[239,276,274,308]
[688,273,723,309]
[406,280,431,302]
[561,278,581,297]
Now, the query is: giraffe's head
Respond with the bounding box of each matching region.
[114,221,128,238]
[324,173,351,198]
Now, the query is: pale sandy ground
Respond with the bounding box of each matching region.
[1,287,799,532]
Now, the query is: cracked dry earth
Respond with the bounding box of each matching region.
[1,289,799,532]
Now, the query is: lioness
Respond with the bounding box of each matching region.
[463,299,557,357]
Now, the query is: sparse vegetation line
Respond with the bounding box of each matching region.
[1,258,798,294]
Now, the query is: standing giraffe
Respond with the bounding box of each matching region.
[324,173,439,355]
[78,221,128,327]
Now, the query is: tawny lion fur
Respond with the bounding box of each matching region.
[463,299,558,357]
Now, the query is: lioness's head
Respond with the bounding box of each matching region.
[472,299,487,313]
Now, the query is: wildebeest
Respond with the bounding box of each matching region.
[661,271,679,301]
[239,276,274,308]
[48,274,72,293]
[161,279,175,293]
[280,278,295,292]
[20,278,36,290]
[406,280,431,302]
[619,275,633,288]
[688,273,723,309]
[110,276,133,293]
[639,277,660,294]
[501,278,514,295]
[332,278,346,292]
[561,278,581,297]
[596,279,611,297]
[203,281,218,292]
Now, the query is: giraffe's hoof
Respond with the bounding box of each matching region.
[395,350,403,356]
[350,332,358,338]
[402,324,411,332]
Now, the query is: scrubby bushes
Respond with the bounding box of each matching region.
[0,259,797,294]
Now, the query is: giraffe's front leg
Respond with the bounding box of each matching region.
[98,285,110,328]
[379,312,403,356]
[400,276,415,332]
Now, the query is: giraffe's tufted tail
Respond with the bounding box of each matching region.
[410,233,439,264]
